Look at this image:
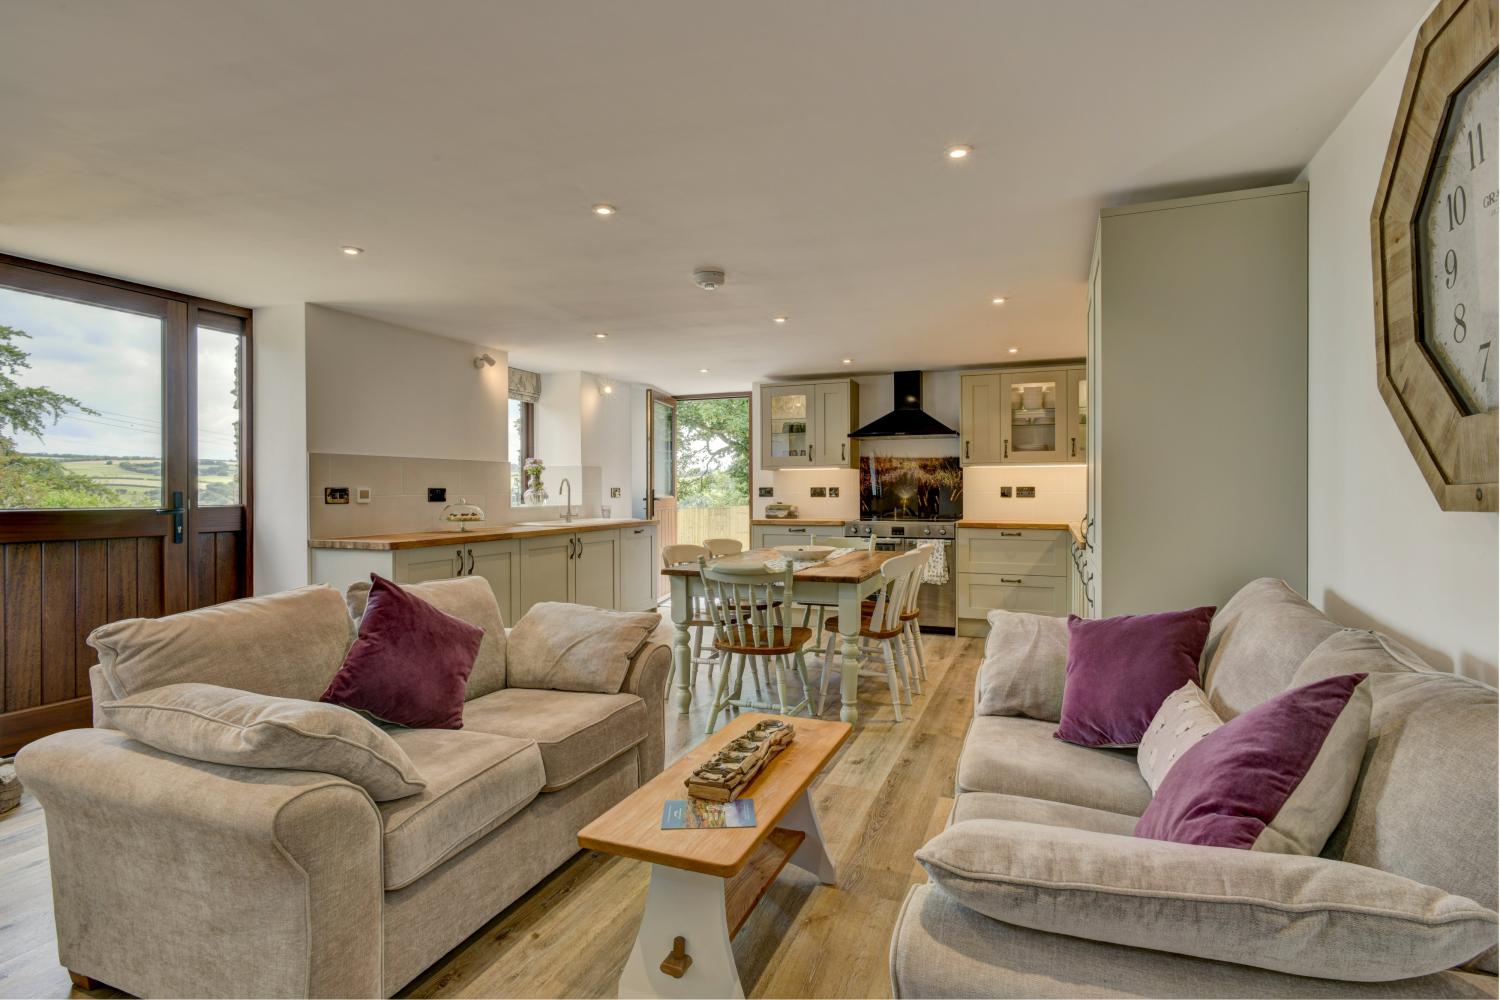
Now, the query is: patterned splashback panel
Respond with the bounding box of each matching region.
[858,456,962,520]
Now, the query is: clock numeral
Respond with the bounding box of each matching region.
[1445,248,1459,288]
[1480,341,1492,383]
[1447,186,1468,230]
[1454,302,1468,343]
[1469,122,1486,170]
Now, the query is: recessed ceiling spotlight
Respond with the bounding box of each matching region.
[946,145,973,160]
[340,245,364,256]
[991,296,1007,305]
[773,316,788,324]
[1008,347,1019,354]
[602,384,614,394]
[594,332,608,339]
[698,368,710,373]
[592,203,617,216]
[841,358,853,365]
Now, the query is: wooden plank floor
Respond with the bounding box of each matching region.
[0,634,980,1000]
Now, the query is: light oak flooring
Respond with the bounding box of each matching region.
[0,633,981,1000]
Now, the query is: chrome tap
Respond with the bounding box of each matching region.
[559,477,573,523]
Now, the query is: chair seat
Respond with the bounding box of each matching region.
[862,598,921,622]
[824,615,904,641]
[463,687,648,792]
[713,625,814,655]
[380,728,545,890]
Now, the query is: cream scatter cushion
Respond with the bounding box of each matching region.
[101,682,427,801]
[975,610,1069,721]
[1137,682,1222,793]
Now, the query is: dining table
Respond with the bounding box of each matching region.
[660,546,904,726]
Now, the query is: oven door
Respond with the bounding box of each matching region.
[904,538,956,630]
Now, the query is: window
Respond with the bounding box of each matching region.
[195,319,245,506]
[508,397,533,503]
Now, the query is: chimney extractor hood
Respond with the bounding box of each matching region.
[849,370,959,438]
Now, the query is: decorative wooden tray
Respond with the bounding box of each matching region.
[685,719,795,802]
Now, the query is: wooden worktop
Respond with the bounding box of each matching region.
[751,518,849,526]
[309,518,656,551]
[956,519,1087,548]
[577,712,851,878]
[661,546,901,584]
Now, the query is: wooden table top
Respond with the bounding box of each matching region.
[659,547,901,584]
[577,713,851,877]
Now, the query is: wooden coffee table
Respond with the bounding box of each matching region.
[578,712,851,999]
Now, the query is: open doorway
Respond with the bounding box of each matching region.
[673,394,751,552]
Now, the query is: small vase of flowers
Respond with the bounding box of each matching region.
[522,457,548,505]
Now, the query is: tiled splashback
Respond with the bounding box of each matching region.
[962,465,1086,524]
[309,453,527,538]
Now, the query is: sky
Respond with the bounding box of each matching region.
[0,285,240,460]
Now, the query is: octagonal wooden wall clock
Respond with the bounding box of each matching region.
[1372,0,1498,512]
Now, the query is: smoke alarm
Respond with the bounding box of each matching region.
[693,268,726,290]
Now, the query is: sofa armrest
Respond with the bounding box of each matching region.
[17,728,384,998]
[916,819,1497,983]
[620,640,671,782]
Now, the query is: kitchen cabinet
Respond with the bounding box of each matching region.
[574,529,620,610]
[518,529,620,616]
[1066,369,1087,463]
[759,380,858,469]
[750,523,841,550]
[310,538,523,624]
[955,527,1070,635]
[960,366,1084,466]
[467,540,521,626]
[617,523,658,612]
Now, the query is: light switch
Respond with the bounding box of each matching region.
[355,486,371,504]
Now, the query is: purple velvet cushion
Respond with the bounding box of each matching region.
[320,574,485,729]
[1054,607,1215,748]
[1135,673,1372,854]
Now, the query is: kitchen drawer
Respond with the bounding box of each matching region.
[956,528,1068,577]
[957,571,1067,619]
[752,524,836,549]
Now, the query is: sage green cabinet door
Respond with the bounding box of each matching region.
[467,540,520,625]
[1066,368,1087,463]
[762,385,815,468]
[618,524,656,612]
[960,373,1003,465]
[574,529,620,609]
[752,525,817,549]
[999,372,1066,463]
[518,534,572,617]
[957,572,1067,618]
[956,529,1068,577]
[815,380,854,468]
[397,544,466,582]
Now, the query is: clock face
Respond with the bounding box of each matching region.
[1416,57,1499,416]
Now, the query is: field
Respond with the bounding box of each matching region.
[54,458,238,506]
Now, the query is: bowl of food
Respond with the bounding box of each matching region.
[774,544,835,561]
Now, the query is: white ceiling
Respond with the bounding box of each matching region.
[1,0,1422,393]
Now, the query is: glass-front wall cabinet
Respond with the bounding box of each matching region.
[764,385,813,467]
[1000,373,1065,463]
[1068,369,1087,462]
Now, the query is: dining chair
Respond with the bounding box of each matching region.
[703,537,744,557]
[898,542,937,690]
[818,548,927,722]
[698,558,814,734]
[661,543,720,689]
[796,534,876,635]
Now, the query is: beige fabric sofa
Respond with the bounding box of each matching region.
[17,581,671,999]
[891,578,1500,998]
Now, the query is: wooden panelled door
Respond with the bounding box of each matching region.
[647,390,676,598]
[0,256,252,753]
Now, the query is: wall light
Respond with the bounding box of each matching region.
[472,353,496,369]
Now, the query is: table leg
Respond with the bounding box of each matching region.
[837,585,862,725]
[618,864,742,1000]
[780,790,837,885]
[671,576,692,715]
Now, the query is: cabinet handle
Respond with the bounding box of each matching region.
[999,531,1021,537]
[964,440,970,460]
[809,445,814,462]
[633,528,645,534]
[466,549,475,574]
[1003,438,1009,459]
[1001,577,1023,584]
[456,551,464,576]
[790,527,807,534]
[576,536,583,560]
[1070,437,1076,458]
[568,538,576,559]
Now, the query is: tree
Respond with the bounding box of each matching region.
[675,397,749,508]
[0,324,117,508]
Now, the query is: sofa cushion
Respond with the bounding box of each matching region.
[1056,607,1215,748]
[1137,681,1222,794]
[88,585,353,704]
[346,575,507,699]
[506,602,660,694]
[975,611,1068,721]
[1295,630,1500,917]
[378,728,544,889]
[100,682,426,801]
[1136,674,1372,855]
[957,716,1151,816]
[462,687,647,791]
[1199,578,1342,719]
[952,792,1138,836]
[916,819,1499,983]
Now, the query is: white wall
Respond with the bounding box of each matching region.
[1302,16,1498,683]
[304,305,508,462]
[250,305,309,594]
[580,375,638,517]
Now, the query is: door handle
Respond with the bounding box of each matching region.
[154,491,185,544]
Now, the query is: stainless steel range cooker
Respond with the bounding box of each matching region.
[844,518,956,631]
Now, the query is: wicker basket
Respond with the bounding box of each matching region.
[0,758,20,816]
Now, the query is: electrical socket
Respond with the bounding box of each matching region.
[809,486,827,498]
[999,486,1013,498]
[610,487,622,498]
[324,487,350,505]
[427,487,447,502]
[828,486,840,498]
[758,486,774,498]
[1017,486,1036,498]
